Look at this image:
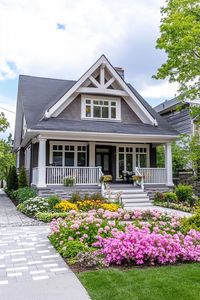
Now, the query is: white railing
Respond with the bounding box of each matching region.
[135,167,144,191]
[32,167,38,185]
[137,168,167,184]
[46,166,102,185]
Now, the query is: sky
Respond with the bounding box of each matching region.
[0,0,179,138]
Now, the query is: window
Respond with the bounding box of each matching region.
[118,147,133,176]
[51,143,87,167]
[82,96,120,120]
[136,147,147,168]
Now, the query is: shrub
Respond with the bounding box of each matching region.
[77,200,103,211]
[76,251,108,267]
[63,176,75,186]
[164,192,177,203]
[89,193,105,201]
[36,211,68,222]
[153,192,165,202]
[13,187,37,203]
[6,166,18,192]
[55,240,89,259]
[17,196,50,215]
[100,203,120,212]
[54,200,78,212]
[181,209,200,233]
[175,184,193,203]
[70,192,82,203]
[48,195,60,209]
[18,167,28,188]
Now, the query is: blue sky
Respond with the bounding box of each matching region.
[0,0,178,137]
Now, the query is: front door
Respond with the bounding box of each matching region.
[95,146,112,175]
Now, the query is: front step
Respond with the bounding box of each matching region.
[107,186,153,209]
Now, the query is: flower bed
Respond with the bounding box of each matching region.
[49,208,200,268]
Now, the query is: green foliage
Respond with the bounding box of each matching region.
[175,184,193,203]
[63,176,75,186]
[36,211,68,222]
[164,192,177,203]
[153,192,165,202]
[181,209,200,233]
[18,167,28,188]
[6,166,18,191]
[154,201,193,213]
[0,135,15,181]
[70,192,82,203]
[17,196,50,216]
[88,193,105,201]
[49,239,89,259]
[154,0,200,121]
[0,112,9,132]
[47,195,60,209]
[13,187,37,203]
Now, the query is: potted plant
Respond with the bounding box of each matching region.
[132,175,143,186]
[63,176,75,187]
[100,175,112,183]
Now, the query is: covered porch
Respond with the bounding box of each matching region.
[31,137,173,189]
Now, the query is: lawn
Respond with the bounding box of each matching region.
[78,263,200,300]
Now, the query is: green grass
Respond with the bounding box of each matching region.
[78,263,200,300]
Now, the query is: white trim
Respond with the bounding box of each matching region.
[81,95,121,121]
[44,55,157,125]
[77,87,128,97]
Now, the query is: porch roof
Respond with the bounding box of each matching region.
[31,118,178,136]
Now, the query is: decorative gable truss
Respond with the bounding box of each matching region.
[44,55,157,126]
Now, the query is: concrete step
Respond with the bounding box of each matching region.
[110,189,144,194]
[122,198,150,203]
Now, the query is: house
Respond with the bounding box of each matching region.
[14,55,178,197]
[154,97,200,135]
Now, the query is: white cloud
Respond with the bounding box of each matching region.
[0,0,164,80]
[140,81,179,100]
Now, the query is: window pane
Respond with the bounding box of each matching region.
[140,154,147,167]
[111,101,116,106]
[94,100,98,105]
[86,105,91,117]
[119,147,124,153]
[119,153,124,176]
[102,106,109,118]
[126,154,133,172]
[78,146,81,151]
[70,145,74,151]
[93,106,101,118]
[86,99,91,104]
[53,145,57,150]
[100,101,103,105]
[103,154,109,171]
[65,145,69,151]
[104,101,108,105]
[82,146,86,151]
[96,154,101,166]
[78,152,86,166]
[58,145,62,151]
[53,152,62,166]
[65,152,74,166]
[111,107,116,119]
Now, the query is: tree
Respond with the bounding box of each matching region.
[18,167,28,188]
[0,113,15,182]
[154,0,200,121]
[6,166,18,191]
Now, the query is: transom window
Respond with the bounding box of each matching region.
[82,95,121,121]
[51,143,87,167]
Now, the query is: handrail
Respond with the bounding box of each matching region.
[135,167,144,191]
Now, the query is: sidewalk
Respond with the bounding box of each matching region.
[0,191,90,300]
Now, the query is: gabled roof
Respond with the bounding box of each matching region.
[154,97,200,114]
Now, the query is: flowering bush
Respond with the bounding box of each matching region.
[77,200,103,211]
[94,227,200,265]
[17,197,50,215]
[100,203,120,212]
[54,201,78,212]
[49,208,200,266]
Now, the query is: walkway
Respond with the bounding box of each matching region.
[0,191,90,300]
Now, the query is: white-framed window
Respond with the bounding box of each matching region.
[116,144,149,178]
[81,95,121,121]
[50,142,87,167]
[24,145,31,170]
[136,147,148,168]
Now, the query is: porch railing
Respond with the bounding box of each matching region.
[137,168,167,184]
[46,166,102,185]
[32,167,38,185]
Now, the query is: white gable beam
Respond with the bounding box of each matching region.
[100,65,105,85]
[77,87,128,97]
[104,77,115,89]
[89,76,100,88]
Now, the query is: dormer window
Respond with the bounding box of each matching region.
[81,95,121,121]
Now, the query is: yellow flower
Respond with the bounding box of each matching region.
[54,201,78,212]
[100,203,120,212]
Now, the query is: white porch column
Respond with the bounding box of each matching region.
[89,142,96,167]
[37,138,47,187]
[165,142,173,186]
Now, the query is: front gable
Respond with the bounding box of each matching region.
[44,55,157,126]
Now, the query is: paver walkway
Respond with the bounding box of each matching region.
[0,191,90,300]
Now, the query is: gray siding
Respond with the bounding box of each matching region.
[161,108,192,134]
[32,143,39,168]
[58,96,142,124]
